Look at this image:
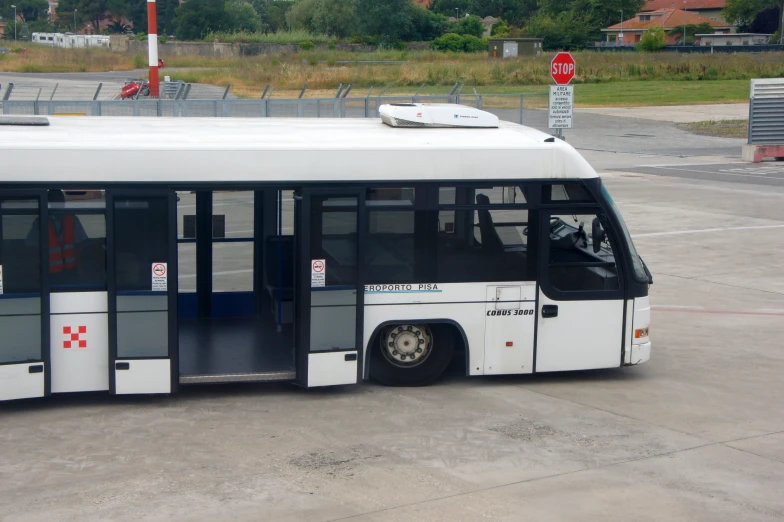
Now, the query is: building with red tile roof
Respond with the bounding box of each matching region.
[642,0,727,23]
[602,8,733,45]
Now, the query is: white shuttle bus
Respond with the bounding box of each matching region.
[0,105,652,402]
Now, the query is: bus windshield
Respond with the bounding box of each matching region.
[601,185,650,284]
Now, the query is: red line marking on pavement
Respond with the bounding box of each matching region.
[652,307,784,317]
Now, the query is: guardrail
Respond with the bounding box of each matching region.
[0,93,546,125]
[743,78,784,162]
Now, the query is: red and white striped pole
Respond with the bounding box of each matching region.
[147,0,159,97]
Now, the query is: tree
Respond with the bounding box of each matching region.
[749,4,781,34]
[409,5,449,40]
[667,22,714,44]
[57,0,112,33]
[428,0,538,26]
[448,14,484,37]
[0,0,49,23]
[636,26,666,51]
[523,10,592,50]
[286,0,318,32]
[356,0,414,42]
[106,19,131,34]
[722,0,777,31]
[225,0,264,32]
[471,0,538,26]
[312,0,359,38]
[537,0,646,42]
[428,0,472,18]
[253,0,291,32]
[175,0,226,40]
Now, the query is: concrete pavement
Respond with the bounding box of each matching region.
[576,103,749,123]
[0,105,783,521]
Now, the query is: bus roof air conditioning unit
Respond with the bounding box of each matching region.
[379,103,499,128]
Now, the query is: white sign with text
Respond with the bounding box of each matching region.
[548,85,574,129]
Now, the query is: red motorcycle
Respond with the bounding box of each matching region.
[120,80,150,100]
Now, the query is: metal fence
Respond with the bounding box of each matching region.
[0,93,546,125]
[748,78,784,145]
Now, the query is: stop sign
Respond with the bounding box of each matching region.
[551,52,576,85]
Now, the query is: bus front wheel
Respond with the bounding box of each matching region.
[370,323,454,386]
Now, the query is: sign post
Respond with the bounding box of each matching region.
[549,52,576,139]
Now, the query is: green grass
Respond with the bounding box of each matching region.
[572,80,751,107]
[385,80,749,106]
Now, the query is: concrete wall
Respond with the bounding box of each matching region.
[118,38,416,58]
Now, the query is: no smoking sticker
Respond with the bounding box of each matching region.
[311,259,326,288]
[152,262,168,291]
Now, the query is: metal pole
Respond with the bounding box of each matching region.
[683,0,687,46]
[222,83,231,100]
[73,8,76,34]
[335,83,344,98]
[780,0,784,45]
[298,83,308,99]
[620,10,623,47]
[50,83,59,100]
[92,83,102,100]
[147,0,160,97]
[341,84,353,98]
[519,94,523,125]
[260,84,270,99]
[276,190,283,332]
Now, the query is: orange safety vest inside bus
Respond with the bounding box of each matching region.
[48,216,76,273]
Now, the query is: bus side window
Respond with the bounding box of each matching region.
[547,213,619,292]
[544,183,594,204]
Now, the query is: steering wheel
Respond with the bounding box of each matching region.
[523,217,564,236]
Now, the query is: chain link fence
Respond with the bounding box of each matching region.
[0,93,546,125]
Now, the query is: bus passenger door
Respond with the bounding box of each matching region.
[536,210,625,372]
[295,189,364,388]
[0,192,47,401]
[107,191,178,395]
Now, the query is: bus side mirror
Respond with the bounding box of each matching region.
[592,217,603,253]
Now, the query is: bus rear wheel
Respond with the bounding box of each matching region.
[370,323,454,386]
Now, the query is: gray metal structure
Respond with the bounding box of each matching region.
[748,78,784,145]
[0,92,545,125]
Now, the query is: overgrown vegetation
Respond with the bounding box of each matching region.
[161,50,783,100]
[677,119,749,139]
[636,27,666,52]
[3,46,782,84]
[432,33,487,53]
[205,29,337,45]
[2,0,782,52]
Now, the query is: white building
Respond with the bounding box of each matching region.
[696,33,772,46]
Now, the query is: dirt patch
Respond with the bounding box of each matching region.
[488,417,604,449]
[289,445,382,478]
[677,119,749,139]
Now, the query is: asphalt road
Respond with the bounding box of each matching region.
[1,101,783,521]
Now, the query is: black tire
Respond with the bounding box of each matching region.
[370,323,454,387]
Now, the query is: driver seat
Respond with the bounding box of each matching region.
[475,194,504,251]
